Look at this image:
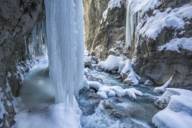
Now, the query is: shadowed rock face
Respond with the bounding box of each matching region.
[0,0,44,127]
[84,0,126,59]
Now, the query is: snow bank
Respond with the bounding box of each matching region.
[140,4,192,39]
[158,38,192,52]
[153,88,192,128]
[97,85,143,99]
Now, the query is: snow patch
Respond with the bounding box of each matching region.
[158,38,192,52]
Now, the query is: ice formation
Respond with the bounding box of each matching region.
[45,0,84,128]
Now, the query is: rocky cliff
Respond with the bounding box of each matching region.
[0,0,44,127]
[84,0,127,59]
[84,0,192,88]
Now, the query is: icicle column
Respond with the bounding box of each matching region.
[44,0,84,104]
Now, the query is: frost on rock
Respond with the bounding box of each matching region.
[153,88,192,128]
[97,85,143,99]
[154,75,173,94]
[139,4,192,39]
[158,38,192,52]
[102,0,123,21]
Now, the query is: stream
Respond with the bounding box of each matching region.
[14,58,159,128]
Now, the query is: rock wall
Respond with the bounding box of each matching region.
[126,0,192,88]
[84,0,127,59]
[84,0,192,88]
[0,0,44,127]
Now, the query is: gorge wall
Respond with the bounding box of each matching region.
[0,0,44,127]
[84,0,192,88]
[84,0,127,59]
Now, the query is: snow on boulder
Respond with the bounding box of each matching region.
[121,59,140,85]
[98,55,123,71]
[97,85,143,99]
[87,81,103,90]
[158,38,192,52]
[153,88,192,128]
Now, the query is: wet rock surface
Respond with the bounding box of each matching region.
[0,0,44,127]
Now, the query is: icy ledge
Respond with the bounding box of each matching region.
[152,88,192,128]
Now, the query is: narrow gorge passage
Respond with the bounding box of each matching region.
[0,0,192,128]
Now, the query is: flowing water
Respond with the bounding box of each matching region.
[15,58,158,128]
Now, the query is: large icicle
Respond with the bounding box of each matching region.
[45,0,84,128]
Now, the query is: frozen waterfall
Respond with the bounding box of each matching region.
[45,0,84,127]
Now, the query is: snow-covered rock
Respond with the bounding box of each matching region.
[98,55,124,71]
[140,4,192,39]
[153,88,192,128]
[99,56,140,85]
[158,38,192,52]
[97,85,143,99]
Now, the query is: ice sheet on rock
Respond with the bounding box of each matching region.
[139,4,192,39]
[158,38,192,52]
[153,88,192,128]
